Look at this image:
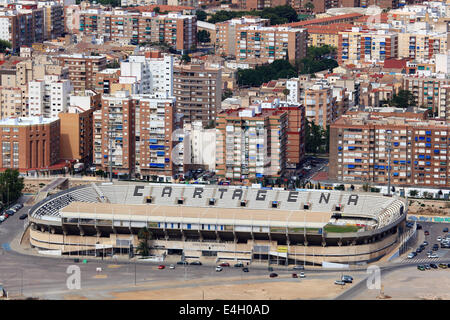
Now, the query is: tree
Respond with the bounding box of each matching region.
[196,10,207,21]
[409,189,418,197]
[0,169,24,208]
[106,60,120,68]
[388,90,416,108]
[282,88,290,100]
[0,40,11,53]
[181,53,191,64]
[197,30,211,44]
[304,2,314,13]
[136,240,150,257]
[153,6,160,14]
[222,88,233,101]
[136,227,152,257]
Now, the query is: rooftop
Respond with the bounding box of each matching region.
[0,117,59,126]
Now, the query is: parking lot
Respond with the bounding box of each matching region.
[404,222,450,264]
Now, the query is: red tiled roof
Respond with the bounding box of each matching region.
[383,58,410,69]
[356,13,389,24]
[128,5,194,12]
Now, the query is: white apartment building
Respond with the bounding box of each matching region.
[182,121,216,171]
[28,75,73,118]
[120,52,173,97]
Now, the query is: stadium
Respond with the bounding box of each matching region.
[27,182,407,265]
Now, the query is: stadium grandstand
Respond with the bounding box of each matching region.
[27,182,407,265]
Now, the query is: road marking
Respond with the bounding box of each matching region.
[93,275,108,279]
[107,265,122,269]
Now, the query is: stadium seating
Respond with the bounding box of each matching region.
[308,191,340,212]
[246,188,277,210]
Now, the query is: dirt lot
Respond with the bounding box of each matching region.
[352,266,450,300]
[408,199,450,216]
[68,276,355,300]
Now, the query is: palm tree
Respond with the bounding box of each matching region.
[136,240,150,257]
[282,88,290,101]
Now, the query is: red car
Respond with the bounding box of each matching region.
[219,262,230,267]
[158,265,165,269]
[424,231,430,236]
[3,214,8,219]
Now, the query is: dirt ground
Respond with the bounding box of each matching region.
[104,277,354,300]
[408,199,450,216]
[352,267,450,300]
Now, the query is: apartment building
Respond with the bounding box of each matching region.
[305,24,353,48]
[93,91,136,177]
[280,104,306,169]
[403,75,450,116]
[0,87,24,118]
[235,0,288,11]
[215,16,270,57]
[58,105,94,164]
[338,27,398,66]
[0,117,60,171]
[28,75,73,118]
[56,54,107,92]
[136,95,179,180]
[398,31,447,62]
[181,121,216,172]
[235,25,308,65]
[79,9,197,51]
[37,1,64,40]
[94,68,120,94]
[0,7,44,52]
[329,112,450,188]
[438,85,450,122]
[173,62,222,126]
[120,50,173,97]
[304,82,337,128]
[216,106,288,181]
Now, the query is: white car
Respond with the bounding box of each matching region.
[0,216,5,222]
[215,266,223,272]
[437,236,442,241]
[299,272,305,278]
[169,264,175,269]
[407,252,416,259]
[428,253,439,258]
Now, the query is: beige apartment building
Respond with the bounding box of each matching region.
[398,32,447,61]
[304,82,337,128]
[235,25,307,65]
[216,107,288,181]
[79,9,197,51]
[173,62,222,126]
[215,16,270,57]
[56,54,107,93]
[329,112,450,188]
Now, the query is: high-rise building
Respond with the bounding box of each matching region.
[216,106,288,181]
[173,62,222,126]
[304,81,337,128]
[338,27,398,66]
[94,91,136,177]
[234,25,307,65]
[0,7,44,52]
[56,54,107,93]
[28,75,73,118]
[329,111,450,188]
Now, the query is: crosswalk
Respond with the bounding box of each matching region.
[402,257,447,264]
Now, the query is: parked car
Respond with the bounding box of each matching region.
[342,275,353,283]
[407,252,417,259]
[269,273,278,278]
[443,228,449,233]
[428,253,439,258]
[5,209,15,216]
[169,264,175,269]
[19,213,27,220]
[334,280,346,285]
[430,263,438,269]
[423,241,429,246]
[176,261,188,265]
[424,231,430,236]
[242,267,249,272]
[424,264,431,270]
[215,266,223,272]
[292,273,298,278]
[158,265,165,270]
[190,261,202,266]
[219,262,230,267]
[432,244,439,251]
[293,265,305,271]
[417,265,425,271]
[438,263,447,269]
[299,272,306,278]
[234,262,244,268]
[415,247,422,253]
[437,236,442,241]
